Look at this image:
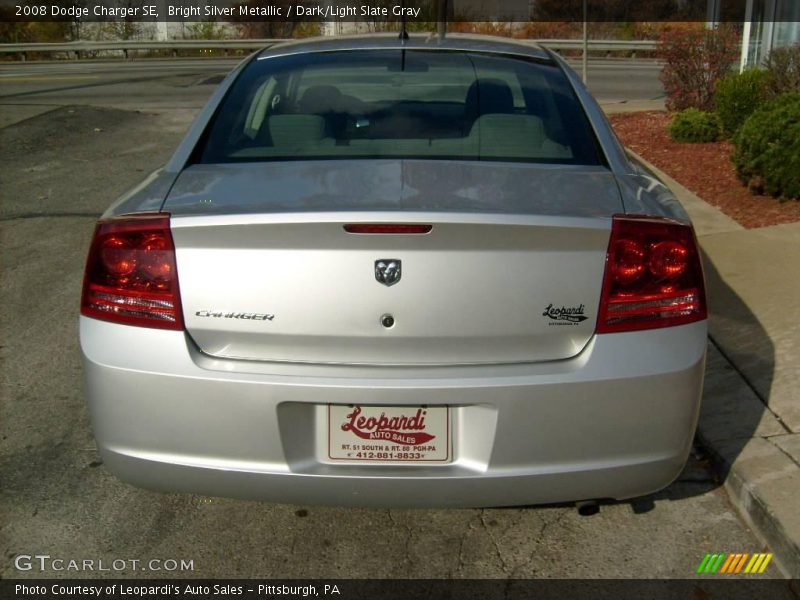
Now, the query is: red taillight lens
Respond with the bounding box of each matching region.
[649,240,689,279]
[81,213,184,330]
[596,215,706,334]
[612,238,646,285]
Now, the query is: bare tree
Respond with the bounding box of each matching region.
[231,1,300,38]
[99,0,145,40]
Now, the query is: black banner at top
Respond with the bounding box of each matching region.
[0,0,790,23]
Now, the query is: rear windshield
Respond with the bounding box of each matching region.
[197,50,603,166]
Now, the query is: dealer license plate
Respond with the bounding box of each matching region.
[328,404,450,463]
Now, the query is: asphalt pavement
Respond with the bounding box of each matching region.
[0,60,788,581]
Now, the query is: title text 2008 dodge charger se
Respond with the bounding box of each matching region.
[80,35,707,507]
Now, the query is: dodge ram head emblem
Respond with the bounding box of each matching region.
[375,259,402,287]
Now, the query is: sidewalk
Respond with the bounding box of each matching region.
[631,156,800,578]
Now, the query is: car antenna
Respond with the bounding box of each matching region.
[399,0,408,71]
[399,0,409,40]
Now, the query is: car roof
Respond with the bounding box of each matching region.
[256,33,553,62]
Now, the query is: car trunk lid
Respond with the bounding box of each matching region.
[165,160,620,366]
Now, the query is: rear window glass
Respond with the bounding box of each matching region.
[198,50,603,166]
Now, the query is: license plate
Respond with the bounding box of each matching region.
[328,404,450,463]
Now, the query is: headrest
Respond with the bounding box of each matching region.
[465,78,515,117]
[469,114,547,152]
[297,85,344,113]
[267,115,326,145]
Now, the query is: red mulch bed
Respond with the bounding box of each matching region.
[609,111,800,229]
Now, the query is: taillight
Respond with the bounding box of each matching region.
[596,215,706,334]
[81,213,184,330]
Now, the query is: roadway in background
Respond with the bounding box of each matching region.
[0,56,664,117]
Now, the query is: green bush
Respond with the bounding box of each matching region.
[732,92,800,199]
[668,108,722,143]
[715,69,769,137]
[766,44,800,97]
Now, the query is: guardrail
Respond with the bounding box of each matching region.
[0,38,659,61]
[0,39,287,60]
[524,39,657,52]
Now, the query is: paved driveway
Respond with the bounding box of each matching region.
[0,103,766,579]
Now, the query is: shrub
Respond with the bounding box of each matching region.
[668,108,722,143]
[658,26,739,112]
[732,92,800,198]
[715,69,770,137]
[766,44,800,97]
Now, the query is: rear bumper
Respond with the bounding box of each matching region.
[80,317,707,507]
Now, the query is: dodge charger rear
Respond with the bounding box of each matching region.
[80,36,707,507]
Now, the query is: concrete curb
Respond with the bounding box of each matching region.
[709,435,800,579]
[624,149,800,579]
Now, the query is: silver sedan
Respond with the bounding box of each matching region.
[80,34,707,507]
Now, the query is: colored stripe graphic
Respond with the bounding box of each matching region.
[713,553,727,573]
[706,553,726,573]
[734,553,749,573]
[719,554,735,573]
[696,554,712,574]
[723,554,740,573]
[758,554,773,573]
[744,554,760,573]
[697,552,773,574]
